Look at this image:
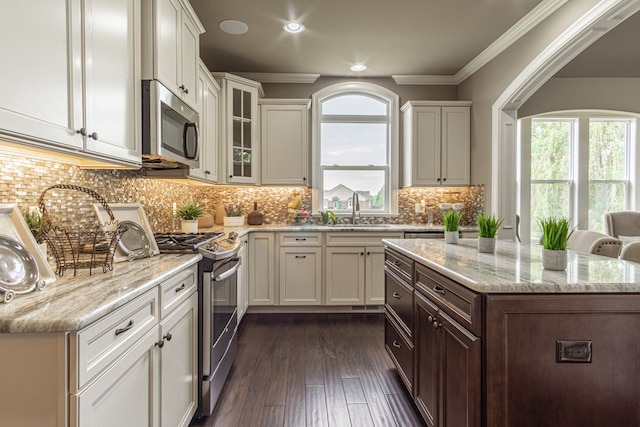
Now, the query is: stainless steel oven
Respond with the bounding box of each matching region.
[197,232,242,417]
[199,255,240,416]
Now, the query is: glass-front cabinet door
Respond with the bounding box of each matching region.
[224,77,260,184]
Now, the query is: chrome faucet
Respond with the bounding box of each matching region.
[351,192,360,224]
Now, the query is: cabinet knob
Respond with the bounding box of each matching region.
[393,260,401,267]
[443,177,447,182]
[392,340,401,349]
[76,127,87,136]
[89,131,98,140]
[204,170,211,175]
[229,175,233,179]
[163,333,172,342]
[303,177,306,181]
[392,292,401,299]
[360,252,364,256]
[427,315,433,322]
[179,84,186,92]
[432,320,440,329]
[367,251,371,256]
[155,340,164,348]
[437,178,441,182]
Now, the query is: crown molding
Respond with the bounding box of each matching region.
[234,72,320,84]
[393,0,568,85]
[391,75,458,85]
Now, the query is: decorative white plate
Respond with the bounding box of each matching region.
[117,220,153,260]
[0,204,55,285]
[93,203,159,262]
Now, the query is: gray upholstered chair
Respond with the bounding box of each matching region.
[603,211,640,238]
[566,230,622,258]
[619,241,640,263]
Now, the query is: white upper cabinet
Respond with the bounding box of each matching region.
[142,0,204,110]
[189,61,220,183]
[259,99,311,186]
[213,73,264,185]
[0,0,141,167]
[402,101,471,187]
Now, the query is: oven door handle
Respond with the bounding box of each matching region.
[213,258,241,282]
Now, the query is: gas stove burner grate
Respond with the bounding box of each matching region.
[153,232,224,253]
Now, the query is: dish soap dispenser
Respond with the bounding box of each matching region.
[247,202,264,225]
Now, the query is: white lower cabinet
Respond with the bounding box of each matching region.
[74,327,160,427]
[72,264,199,427]
[249,232,276,305]
[279,247,322,305]
[325,232,403,306]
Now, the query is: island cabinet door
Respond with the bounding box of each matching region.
[415,292,440,426]
[485,294,640,427]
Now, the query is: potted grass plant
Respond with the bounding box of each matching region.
[476,213,504,253]
[223,202,245,227]
[443,210,461,244]
[22,208,48,255]
[177,202,204,233]
[538,216,572,270]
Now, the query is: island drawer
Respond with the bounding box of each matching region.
[385,314,414,393]
[159,264,197,318]
[385,249,413,283]
[71,288,159,390]
[385,269,414,337]
[280,232,322,246]
[415,263,482,336]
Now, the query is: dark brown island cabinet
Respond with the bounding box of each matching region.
[384,247,640,427]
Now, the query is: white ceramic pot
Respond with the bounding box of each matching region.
[541,248,567,271]
[478,237,496,253]
[444,231,459,244]
[224,216,245,227]
[180,219,199,234]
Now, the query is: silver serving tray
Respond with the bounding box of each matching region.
[117,220,154,261]
[0,235,45,302]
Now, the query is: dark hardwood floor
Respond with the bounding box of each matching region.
[191,313,425,427]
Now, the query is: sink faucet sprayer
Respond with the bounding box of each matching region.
[352,192,360,224]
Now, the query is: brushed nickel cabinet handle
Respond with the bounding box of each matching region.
[175,283,186,293]
[115,320,134,336]
[392,340,401,349]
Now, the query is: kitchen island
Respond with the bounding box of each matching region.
[382,238,640,427]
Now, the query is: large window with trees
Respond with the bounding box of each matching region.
[312,83,399,215]
[521,112,636,241]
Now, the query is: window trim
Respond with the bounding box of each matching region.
[311,82,399,216]
[519,110,638,241]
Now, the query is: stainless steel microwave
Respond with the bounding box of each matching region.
[142,80,199,169]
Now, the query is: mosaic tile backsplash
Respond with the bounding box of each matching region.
[0,153,484,232]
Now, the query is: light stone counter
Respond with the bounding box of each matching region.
[383,238,640,294]
[0,253,201,333]
[199,223,478,236]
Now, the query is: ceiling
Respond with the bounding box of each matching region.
[190,0,544,79]
[190,0,640,82]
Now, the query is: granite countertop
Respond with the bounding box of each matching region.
[0,253,201,333]
[199,223,478,236]
[383,238,640,294]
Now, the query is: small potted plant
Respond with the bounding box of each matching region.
[223,202,245,227]
[318,210,338,225]
[176,202,204,233]
[22,208,47,255]
[538,216,572,270]
[476,213,504,253]
[443,210,461,244]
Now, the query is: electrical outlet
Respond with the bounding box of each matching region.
[172,202,177,216]
[556,340,592,363]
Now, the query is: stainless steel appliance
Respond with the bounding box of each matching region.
[153,232,242,418]
[142,80,200,169]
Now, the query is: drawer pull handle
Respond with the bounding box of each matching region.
[175,283,186,293]
[295,238,307,241]
[115,320,134,336]
[295,255,307,259]
[432,320,440,329]
[392,260,401,266]
[155,340,164,348]
[163,333,172,342]
[433,285,446,295]
[392,340,401,349]
[392,292,401,299]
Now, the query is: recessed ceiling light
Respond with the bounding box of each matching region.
[283,22,305,33]
[219,19,248,35]
[350,64,367,72]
